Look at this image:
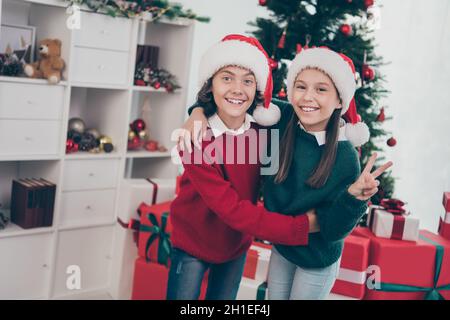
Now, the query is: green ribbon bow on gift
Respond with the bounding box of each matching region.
[374,234,450,300]
[139,211,172,266]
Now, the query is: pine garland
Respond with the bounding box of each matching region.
[66,0,210,22]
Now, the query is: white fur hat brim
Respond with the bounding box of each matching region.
[286,47,356,114]
[252,102,281,127]
[198,39,269,92]
[345,121,370,147]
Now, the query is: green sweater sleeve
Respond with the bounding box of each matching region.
[316,169,368,243]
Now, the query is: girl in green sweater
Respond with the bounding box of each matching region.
[181,47,392,299]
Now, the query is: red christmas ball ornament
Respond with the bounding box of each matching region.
[340,24,352,36]
[377,107,385,122]
[269,58,279,71]
[362,64,375,81]
[259,0,267,6]
[132,136,141,144]
[153,81,161,90]
[128,136,142,150]
[132,119,146,132]
[346,0,353,3]
[387,137,397,147]
[277,87,287,99]
[66,139,75,153]
[364,0,374,9]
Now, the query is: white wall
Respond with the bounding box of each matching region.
[375,0,450,232]
[178,0,450,232]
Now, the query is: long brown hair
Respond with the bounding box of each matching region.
[274,108,342,188]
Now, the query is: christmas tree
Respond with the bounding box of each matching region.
[250,0,395,216]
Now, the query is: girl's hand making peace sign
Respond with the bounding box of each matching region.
[348,153,393,201]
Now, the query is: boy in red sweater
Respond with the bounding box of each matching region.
[167,35,319,300]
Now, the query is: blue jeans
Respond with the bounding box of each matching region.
[267,247,341,300]
[166,248,247,300]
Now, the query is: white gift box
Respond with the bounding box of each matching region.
[117,178,176,225]
[236,277,268,300]
[368,205,419,242]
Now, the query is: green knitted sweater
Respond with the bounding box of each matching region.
[263,98,367,268]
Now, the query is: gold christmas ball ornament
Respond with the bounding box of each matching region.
[128,130,136,140]
[99,135,113,152]
[68,117,86,134]
[138,130,148,140]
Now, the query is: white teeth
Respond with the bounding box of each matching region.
[301,106,318,112]
[226,98,244,105]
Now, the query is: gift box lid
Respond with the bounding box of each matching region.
[340,234,370,272]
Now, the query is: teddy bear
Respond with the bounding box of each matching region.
[24,38,65,84]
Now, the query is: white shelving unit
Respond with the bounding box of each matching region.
[0,0,194,299]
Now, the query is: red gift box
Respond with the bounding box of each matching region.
[439,214,450,240]
[137,201,173,265]
[331,234,370,299]
[242,242,272,281]
[443,192,450,212]
[352,227,450,300]
[132,258,207,300]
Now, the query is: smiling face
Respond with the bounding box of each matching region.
[291,68,342,132]
[211,65,257,129]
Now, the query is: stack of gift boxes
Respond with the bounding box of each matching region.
[129,176,208,300]
[121,183,450,300]
[236,241,272,300]
[113,177,181,299]
[331,195,450,300]
[132,200,209,300]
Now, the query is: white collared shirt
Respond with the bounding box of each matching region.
[297,118,348,146]
[208,113,255,138]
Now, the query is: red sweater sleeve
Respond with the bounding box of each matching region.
[179,148,309,246]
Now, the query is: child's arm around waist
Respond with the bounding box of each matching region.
[179,146,313,246]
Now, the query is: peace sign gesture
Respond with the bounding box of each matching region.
[348,153,393,201]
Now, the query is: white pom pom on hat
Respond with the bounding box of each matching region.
[287,46,370,146]
[198,34,280,126]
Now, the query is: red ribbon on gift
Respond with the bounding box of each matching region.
[146,178,159,205]
[380,199,408,240]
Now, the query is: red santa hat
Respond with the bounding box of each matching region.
[198,34,281,126]
[286,46,370,147]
